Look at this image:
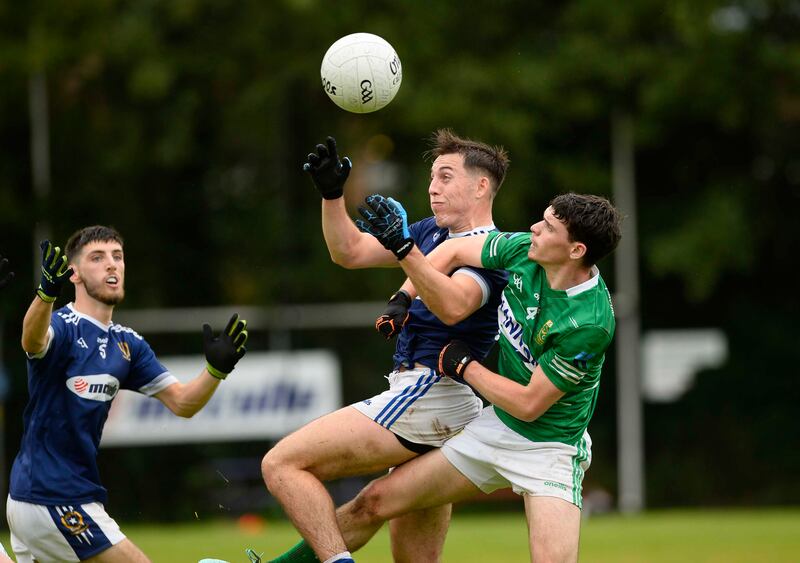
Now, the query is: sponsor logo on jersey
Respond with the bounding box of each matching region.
[497,294,537,371]
[118,341,131,361]
[512,273,523,291]
[76,337,89,349]
[526,307,538,320]
[535,320,553,345]
[543,480,568,491]
[67,374,120,402]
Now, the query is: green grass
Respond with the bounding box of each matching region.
[4,508,799,562]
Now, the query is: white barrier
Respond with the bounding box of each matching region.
[100,350,341,446]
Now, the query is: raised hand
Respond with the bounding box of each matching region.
[203,313,248,380]
[37,241,73,303]
[303,136,352,200]
[355,194,415,260]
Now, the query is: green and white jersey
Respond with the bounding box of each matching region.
[481,231,616,446]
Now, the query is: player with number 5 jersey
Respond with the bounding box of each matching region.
[7,226,249,563]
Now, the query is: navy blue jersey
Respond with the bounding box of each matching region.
[9,304,177,505]
[393,217,508,370]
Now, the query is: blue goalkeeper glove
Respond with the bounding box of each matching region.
[356,194,415,260]
[203,313,248,380]
[303,136,352,200]
[0,255,13,290]
[37,240,73,303]
[438,340,474,384]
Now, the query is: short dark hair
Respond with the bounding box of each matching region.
[425,129,510,195]
[65,225,124,263]
[550,193,622,266]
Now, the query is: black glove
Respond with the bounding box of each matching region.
[203,313,248,380]
[37,240,73,303]
[355,194,415,260]
[303,136,352,200]
[376,289,412,340]
[438,340,474,384]
[0,255,14,290]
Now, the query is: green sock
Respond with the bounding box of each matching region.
[268,539,320,563]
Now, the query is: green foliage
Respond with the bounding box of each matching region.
[647,186,752,301]
[2,0,800,510]
[4,0,798,305]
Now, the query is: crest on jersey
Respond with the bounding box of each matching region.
[117,342,131,361]
[66,374,120,402]
[535,320,554,345]
[60,509,89,536]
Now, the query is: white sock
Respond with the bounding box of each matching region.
[322,552,353,563]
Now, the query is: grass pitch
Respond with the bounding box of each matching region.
[4,508,798,562]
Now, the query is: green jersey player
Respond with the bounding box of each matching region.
[311,192,622,563]
[480,226,615,449]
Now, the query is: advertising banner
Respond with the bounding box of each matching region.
[101,350,340,446]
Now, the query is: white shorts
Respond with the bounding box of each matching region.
[7,496,125,562]
[441,406,592,508]
[352,367,483,448]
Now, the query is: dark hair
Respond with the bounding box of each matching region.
[425,129,510,195]
[65,225,124,262]
[550,193,622,266]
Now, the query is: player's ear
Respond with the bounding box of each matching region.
[476,176,491,199]
[69,262,81,284]
[570,242,587,262]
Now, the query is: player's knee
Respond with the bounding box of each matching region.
[261,442,310,490]
[350,479,392,525]
[260,448,286,489]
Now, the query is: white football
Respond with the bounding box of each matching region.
[320,32,402,114]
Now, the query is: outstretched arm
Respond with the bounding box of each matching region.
[22,241,73,355]
[358,194,489,329]
[304,136,399,268]
[397,237,487,323]
[392,235,486,299]
[156,313,248,417]
[155,370,221,418]
[22,298,53,355]
[321,198,398,268]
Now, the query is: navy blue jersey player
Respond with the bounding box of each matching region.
[7,226,248,563]
[0,253,15,563]
[260,131,510,563]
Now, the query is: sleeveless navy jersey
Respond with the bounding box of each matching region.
[393,217,508,370]
[9,304,177,505]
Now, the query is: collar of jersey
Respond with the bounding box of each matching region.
[66,302,113,331]
[447,224,497,239]
[564,266,601,297]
